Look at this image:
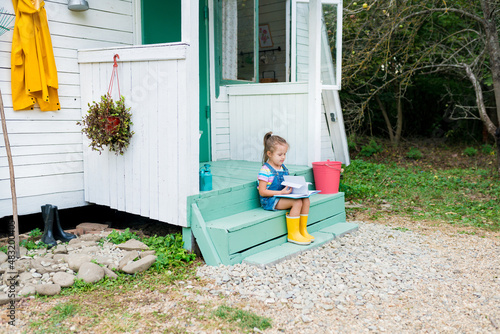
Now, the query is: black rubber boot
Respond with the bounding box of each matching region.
[52,206,76,242]
[41,204,57,248]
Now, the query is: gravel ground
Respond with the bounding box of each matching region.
[197,221,500,333]
[4,220,500,333]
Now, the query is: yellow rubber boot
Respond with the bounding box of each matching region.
[299,214,315,242]
[286,215,311,245]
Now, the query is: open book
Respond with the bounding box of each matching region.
[274,175,320,198]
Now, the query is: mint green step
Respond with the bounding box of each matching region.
[187,161,351,266]
[242,222,359,268]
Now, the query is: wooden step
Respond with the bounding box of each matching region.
[242,222,359,268]
[204,193,346,265]
[187,161,350,266]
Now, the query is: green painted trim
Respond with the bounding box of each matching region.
[190,203,222,266]
[182,227,193,251]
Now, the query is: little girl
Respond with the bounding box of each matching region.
[257,132,314,245]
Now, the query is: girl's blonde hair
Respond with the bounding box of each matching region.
[262,131,288,164]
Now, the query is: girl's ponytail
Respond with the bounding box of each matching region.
[262,132,273,164]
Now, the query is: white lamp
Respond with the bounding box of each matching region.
[68,0,89,11]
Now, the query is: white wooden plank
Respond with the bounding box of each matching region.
[0,144,82,158]
[0,152,82,168]
[118,61,131,212]
[44,1,133,33]
[120,61,133,212]
[227,82,307,96]
[48,0,132,16]
[0,161,83,180]
[130,61,142,215]
[158,60,179,223]
[78,44,188,64]
[138,61,150,217]
[148,61,159,220]
[0,190,86,218]
[0,173,84,200]
[0,120,80,134]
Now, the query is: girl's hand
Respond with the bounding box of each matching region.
[280,186,292,195]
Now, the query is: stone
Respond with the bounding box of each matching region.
[53,254,66,263]
[3,271,19,286]
[94,255,114,267]
[122,255,157,274]
[0,251,7,264]
[103,267,118,279]
[52,272,75,288]
[117,239,149,251]
[0,293,13,305]
[67,254,92,272]
[76,223,109,235]
[15,258,32,272]
[80,234,103,242]
[76,262,104,283]
[81,246,100,255]
[20,247,28,257]
[18,285,36,297]
[18,272,33,284]
[36,284,61,296]
[31,260,49,274]
[53,245,68,254]
[140,250,156,258]
[0,262,11,274]
[118,251,139,270]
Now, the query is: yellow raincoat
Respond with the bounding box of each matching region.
[11,0,60,111]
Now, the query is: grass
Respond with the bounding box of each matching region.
[342,159,500,231]
[213,305,272,332]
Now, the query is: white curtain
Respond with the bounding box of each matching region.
[222,0,238,80]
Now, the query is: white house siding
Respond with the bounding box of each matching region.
[226,82,309,166]
[212,87,231,160]
[0,0,134,218]
[78,44,197,227]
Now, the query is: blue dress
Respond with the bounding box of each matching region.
[259,162,289,211]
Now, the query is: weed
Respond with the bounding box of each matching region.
[359,139,382,157]
[213,305,272,331]
[406,147,423,160]
[342,159,500,231]
[464,147,478,157]
[392,227,411,232]
[481,144,495,155]
[106,228,140,244]
[106,230,195,271]
[458,230,476,235]
[29,301,79,332]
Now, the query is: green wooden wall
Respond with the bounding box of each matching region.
[141,0,182,44]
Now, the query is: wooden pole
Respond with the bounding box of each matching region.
[0,89,20,258]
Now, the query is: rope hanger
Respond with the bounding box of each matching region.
[108,54,121,98]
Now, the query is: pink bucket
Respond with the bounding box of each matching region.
[312,160,342,194]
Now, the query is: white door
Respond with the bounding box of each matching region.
[291,0,350,165]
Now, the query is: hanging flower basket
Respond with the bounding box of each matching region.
[77,94,134,155]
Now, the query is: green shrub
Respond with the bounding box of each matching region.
[464,147,478,157]
[359,139,382,157]
[481,144,494,155]
[347,134,358,151]
[106,229,195,271]
[406,147,423,160]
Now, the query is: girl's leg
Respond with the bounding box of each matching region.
[275,198,303,217]
[300,198,310,215]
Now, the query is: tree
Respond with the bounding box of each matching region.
[341,0,500,173]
